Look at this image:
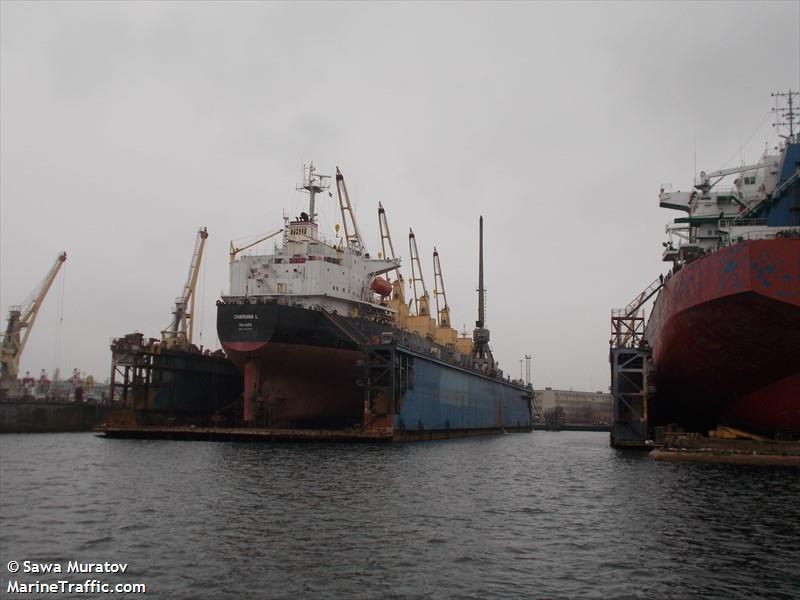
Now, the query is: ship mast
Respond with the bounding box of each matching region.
[772,90,799,142]
[472,216,494,369]
[296,162,331,225]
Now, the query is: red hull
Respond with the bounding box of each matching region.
[222,340,363,428]
[646,239,800,435]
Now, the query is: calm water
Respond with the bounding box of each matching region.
[1,432,799,599]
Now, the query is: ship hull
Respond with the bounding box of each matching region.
[645,239,800,436]
[217,301,533,436]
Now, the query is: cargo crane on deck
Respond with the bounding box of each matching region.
[432,247,451,329]
[161,227,208,350]
[408,229,431,318]
[335,167,366,253]
[0,252,67,396]
[377,203,408,327]
[378,203,404,304]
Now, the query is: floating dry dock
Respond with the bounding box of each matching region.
[98,423,520,443]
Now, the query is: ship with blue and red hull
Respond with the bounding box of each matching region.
[216,165,532,440]
[644,93,800,438]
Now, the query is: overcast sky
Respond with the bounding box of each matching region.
[1,1,798,389]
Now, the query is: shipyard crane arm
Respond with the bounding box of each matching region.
[432,247,451,328]
[378,202,405,304]
[229,229,283,264]
[162,227,208,350]
[335,167,366,253]
[408,229,430,316]
[0,252,67,383]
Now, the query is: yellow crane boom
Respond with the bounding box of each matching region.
[432,246,451,328]
[1,251,67,388]
[378,202,404,305]
[161,227,208,350]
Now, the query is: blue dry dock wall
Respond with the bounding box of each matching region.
[395,355,530,431]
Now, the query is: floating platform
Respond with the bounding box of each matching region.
[1,400,108,433]
[650,435,800,467]
[98,424,529,443]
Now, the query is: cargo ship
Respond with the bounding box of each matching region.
[644,93,800,438]
[216,164,532,440]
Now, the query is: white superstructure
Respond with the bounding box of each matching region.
[224,164,399,316]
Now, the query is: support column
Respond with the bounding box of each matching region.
[243,359,261,424]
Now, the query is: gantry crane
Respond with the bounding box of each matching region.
[161,227,208,350]
[335,167,366,253]
[1,252,67,393]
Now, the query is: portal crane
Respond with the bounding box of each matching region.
[377,202,405,305]
[335,167,366,253]
[161,227,208,350]
[432,247,451,328]
[0,252,67,391]
[408,229,431,317]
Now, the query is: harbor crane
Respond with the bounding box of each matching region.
[0,252,67,394]
[377,202,405,305]
[161,227,208,350]
[408,229,431,317]
[432,247,451,328]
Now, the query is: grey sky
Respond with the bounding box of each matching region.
[1,1,798,389]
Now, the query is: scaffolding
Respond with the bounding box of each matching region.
[609,278,661,448]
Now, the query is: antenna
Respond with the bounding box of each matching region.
[772,90,798,141]
[296,162,331,224]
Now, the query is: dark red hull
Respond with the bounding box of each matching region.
[645,239,800,436]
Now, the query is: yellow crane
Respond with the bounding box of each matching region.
[1,252,67,393]
[161,227,208,350]
[378,202,405,304]
[432,246,451,329]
